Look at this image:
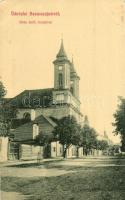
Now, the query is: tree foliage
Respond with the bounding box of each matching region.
[35,132,54,146]
[0,81,7,99]
[53,116,81,158]
[96,140,109,151]
[0,80,17,136]
[113,97,125,151]
[81,124,97,152]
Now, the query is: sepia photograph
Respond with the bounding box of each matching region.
[0,0,125,199]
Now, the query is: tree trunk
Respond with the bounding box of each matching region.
[63,145,67,158]
[63,148,67,158]
[76,146,79,158]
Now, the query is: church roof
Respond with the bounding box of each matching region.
[56,39,68,61]
[8,88,54,108]
[24,88,53,96]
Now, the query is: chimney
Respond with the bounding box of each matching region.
[33,123,39,139]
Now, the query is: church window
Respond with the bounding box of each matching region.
[70,80,74,94]
[56,94,64,101]
[70,86,74,95]
[59,73,63,88]
[59,66,63,70]
[23,112,31,120]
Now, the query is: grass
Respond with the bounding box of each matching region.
[1,159,125,200]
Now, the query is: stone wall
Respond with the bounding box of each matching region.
[17,104,82,123]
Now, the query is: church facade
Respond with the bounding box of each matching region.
[6,40,83,160]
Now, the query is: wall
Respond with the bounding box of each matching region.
[51,141,63,157]
[78,147,84,157]
[67,145,77,158]
[17,104,83,124]
[13,122,33,141]
[20,144,43,160]
[17,105,70,120]
[51,142,83,158]
[0,136,8,162]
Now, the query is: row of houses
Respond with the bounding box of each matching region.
[0,137,103,162]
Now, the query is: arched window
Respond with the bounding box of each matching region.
[59,73,63,88]
[70,86,74,95]
[23,112,31,120]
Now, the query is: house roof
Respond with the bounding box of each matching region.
[11,114,57,141]
[34,114,57,127]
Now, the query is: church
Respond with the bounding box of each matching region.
[3,40,84,160]
[10,40,83,123]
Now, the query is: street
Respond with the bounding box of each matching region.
[1,156,125,200]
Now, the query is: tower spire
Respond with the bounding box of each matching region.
[56,39,68,60]
[70,55,76,73]
[84,115,89,126]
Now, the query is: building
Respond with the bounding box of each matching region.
[9,40,83,123]
[6,40,83,160]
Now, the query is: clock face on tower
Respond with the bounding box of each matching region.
[59,66,63,70]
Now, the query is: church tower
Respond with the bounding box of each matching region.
[52,40,82,123]
[53,40,80,99]
[53,39,71,90]
[70,58,80,99]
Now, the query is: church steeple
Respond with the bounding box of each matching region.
[56,39,68,59]
[53,40,71,90]
[70,57,80,99]
[53,40,80,99]
[70,56,76,73]
[52,40,81,119]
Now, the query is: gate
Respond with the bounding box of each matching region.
[8,142,20,160]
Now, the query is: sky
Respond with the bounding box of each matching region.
[0,0,125,143]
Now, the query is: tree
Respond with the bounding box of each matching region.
[81,116,98,155]
[53,116,81,158]
[0,80,17,136]
[81,126,97,155]
[113,97,125,151]
[0,81,7,99]
[34,132,54,158]
[35,132,54,146]
[96,140,109,151]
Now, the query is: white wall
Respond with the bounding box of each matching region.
[51,141,63,157]
[78,147,83,157]
[51,142,84,158]
[20,144,43,160]
[0,137,8,162]
[67,145,77,158]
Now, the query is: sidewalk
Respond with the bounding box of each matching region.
[0,155,121,167]
[0,157,63,167]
